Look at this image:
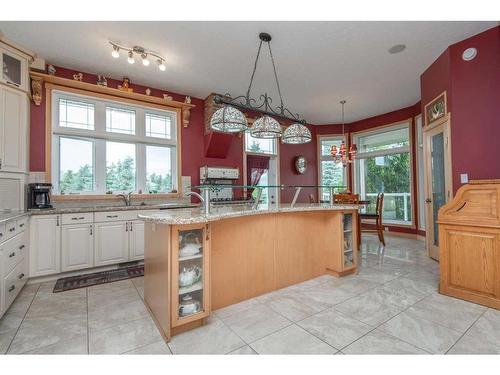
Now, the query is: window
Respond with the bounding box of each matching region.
[416,115,425,230]
[58,137,94,194]
[245,132,277,155]
[59,98,94,130]
[146,113,172,139]
[318,136,348,201]
[51,90,178,195]
[353,122,413,225]
[106,106,135,134]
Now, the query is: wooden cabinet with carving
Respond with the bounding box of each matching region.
[171,223,210,329]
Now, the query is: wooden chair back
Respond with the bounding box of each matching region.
[375,192,384,216]
[333,193,360,204]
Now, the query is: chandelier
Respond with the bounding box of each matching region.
[209,33,311,144]
[109,41,166,71]
[331,100,357,166]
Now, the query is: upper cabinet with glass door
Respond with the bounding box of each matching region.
[0,40,31,92]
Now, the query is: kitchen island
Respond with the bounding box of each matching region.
[139,203,359,341]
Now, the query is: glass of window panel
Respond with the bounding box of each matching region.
[59,137,94,193]
[320,160,345,201]
[357,126,409,153]
[356,153,412,224]
[59,98,95,130]
[146,113,172,139]
[106,107,136,135]
[245,132,276,154]
[106,141,136,192]
[320,138,343,156]
[146,145,173,193]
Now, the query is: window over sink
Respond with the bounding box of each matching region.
[51,90,178,195]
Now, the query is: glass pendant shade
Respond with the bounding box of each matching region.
[210,106,248,133]
[282,123,312,144]
[250,116,283,138]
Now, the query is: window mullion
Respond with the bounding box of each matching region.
[95,139,106,194]
[137,144,146,194]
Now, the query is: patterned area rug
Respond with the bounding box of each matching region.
[53,265,144,293]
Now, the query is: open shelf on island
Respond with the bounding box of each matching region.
[179,281,203,295]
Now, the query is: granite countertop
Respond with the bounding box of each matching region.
[0,210,31,224]
[29,203,198,215]
[138,203,360,225]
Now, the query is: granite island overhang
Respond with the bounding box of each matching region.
[138,203,360,341]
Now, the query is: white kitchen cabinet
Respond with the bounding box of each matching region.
[94,221,129,266]
[29,215,61,277]
[61,223,94,272]
[0,85,28,173]
[129,220,145,261]
[0,44,29,92]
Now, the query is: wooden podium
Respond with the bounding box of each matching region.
[438,179,500,309]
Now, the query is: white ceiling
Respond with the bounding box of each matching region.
[0,21,495,124]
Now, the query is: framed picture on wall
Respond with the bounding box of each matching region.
[424,91,447,126]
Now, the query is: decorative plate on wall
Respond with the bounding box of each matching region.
[294,156,307,174]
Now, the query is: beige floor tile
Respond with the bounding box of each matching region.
[124,340,171,355]
[88,298,150,330]
[0,329,17,354]
[379,311,462,354]
[228,345,258,355]
[22,335,88,354]
[250,325,336,354]
[342,331,427,354]
[222,304,291,343]
[89,316,162,354]
[298,308,372,350]
[168,317,244,354]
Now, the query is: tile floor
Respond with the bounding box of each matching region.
[1,233,499,354]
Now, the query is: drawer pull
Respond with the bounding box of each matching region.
[19,244,25,250]
[8,285,15,292]
[9,252,16,258]
[18,273,25,280]
[19,223,25,228]
[106,215,119,218]
[9,227,15,232]
[71,216,85,220]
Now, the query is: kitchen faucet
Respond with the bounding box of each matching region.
[116,192,133,206]
[186,191,210,214]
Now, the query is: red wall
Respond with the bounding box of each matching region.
[421,26,500,193]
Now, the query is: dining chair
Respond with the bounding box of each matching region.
[359,192,385,246]
[333,193,360,204]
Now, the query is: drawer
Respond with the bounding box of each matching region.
[3,257,28,311]
[4,220,17,241]
[16,217,29,231]
[62,212,94,225]
[94,210,158,223]
[2,231,27,275]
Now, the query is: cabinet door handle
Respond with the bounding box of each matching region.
[130,222,133,232]
[56,216,60,226]
[90,225,93,235]
[18,273,25,280]
[125,222,129,232]
[9,252,16,258]
[107,215,119,218]
[9,227,16,232]
[8,285,15,292]
[19,244,25,250]
[72,216,85,220]
[19,223,25,228]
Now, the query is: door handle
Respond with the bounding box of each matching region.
[425,198,432,203]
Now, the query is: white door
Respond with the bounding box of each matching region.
[61,223,94,272]
[0,86,27,172]
[29,215,61,277]
[128,220,145,261]
[94,221,129,266]
[423,117,452,260]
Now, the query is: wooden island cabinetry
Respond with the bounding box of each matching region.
[141,205,359,341]
[438,179,500,309]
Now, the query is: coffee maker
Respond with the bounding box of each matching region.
[27,183,53,209]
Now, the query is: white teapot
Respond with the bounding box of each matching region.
[179,294,201,317]
[179,266,201,287]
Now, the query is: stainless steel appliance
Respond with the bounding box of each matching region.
[199,166,240,202]
[27,183,53,209]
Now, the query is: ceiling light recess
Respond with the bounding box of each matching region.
[388,44,406,54]
[109,41,166,72]
[209,32,311,144]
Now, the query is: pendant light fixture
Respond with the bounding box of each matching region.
[209,33,311,144]
[331,100,357,166]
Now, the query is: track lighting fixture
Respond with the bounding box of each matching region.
[109,41,166,72]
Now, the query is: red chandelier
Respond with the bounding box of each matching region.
[331,100,357,166]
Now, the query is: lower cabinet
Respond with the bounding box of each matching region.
[61,223,94,272]
[129,220,145,261]
[29,214,61,277]
[94,221,129,266]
